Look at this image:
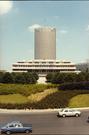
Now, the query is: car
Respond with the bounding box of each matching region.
[57,108,81,117]
[87,116,89,123]
[0,121,32,134]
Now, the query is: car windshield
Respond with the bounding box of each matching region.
[60,109,64,112]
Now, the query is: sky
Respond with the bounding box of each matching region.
[0,1,89,71]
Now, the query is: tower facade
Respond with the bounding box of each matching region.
[34,27,56,60]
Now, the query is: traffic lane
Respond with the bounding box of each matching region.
[0,112,88,134]
[32,112,89,134]
[0,111,89,134]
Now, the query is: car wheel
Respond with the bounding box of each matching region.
[87,119,89,123]
[57,114,59,117]
[25,130,29,133]
[63,114,66,117]
[75,113,79,117]
[6,131,11,135]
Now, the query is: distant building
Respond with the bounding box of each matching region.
[12,27,79,83]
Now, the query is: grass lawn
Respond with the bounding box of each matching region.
[68,94,89,107]
[0,94,28,104]
[0,83,89,108]
[28,89,58,102]
[0,84,56,96]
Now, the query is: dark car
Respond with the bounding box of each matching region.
[0,121,32,134]
[87,116,89,123]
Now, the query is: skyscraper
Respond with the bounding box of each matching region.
[34,27,56,60]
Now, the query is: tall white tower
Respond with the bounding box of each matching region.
[34,27,56,60]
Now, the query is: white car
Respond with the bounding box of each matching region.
[58,108,81,117]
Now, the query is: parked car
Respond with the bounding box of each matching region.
[87,116,89,122]
[0,121,32,134]
[57,108,81,117]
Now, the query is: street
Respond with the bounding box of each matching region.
[0,110,89,134]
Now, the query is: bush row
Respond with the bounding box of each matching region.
[59,81,89,90]
[0,101,68,109]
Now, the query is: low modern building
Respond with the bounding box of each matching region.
[12,59,78,73]
[12,59,78,83]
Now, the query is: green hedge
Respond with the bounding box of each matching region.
[59,81,89,90]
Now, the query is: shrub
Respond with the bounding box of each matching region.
[2,72,14,83]
[59,81,89,90]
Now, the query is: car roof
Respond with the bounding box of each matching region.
[62,108,76,110]
[7,121,21,125]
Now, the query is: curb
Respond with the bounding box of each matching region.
[0,107,89,114]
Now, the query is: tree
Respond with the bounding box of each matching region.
[32,72,39,80]
[14,73,25,84]
[46,73,53,82]
[28,73,36,84]
[83,72,89,81]
[2,72,13,83]
[51,73,65,84]
[11,72,17,83]
[64,73,77,83]
[21,72,37,84]
[76,72,85,82]
[0,72,4,83]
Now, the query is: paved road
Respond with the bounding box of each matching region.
[0,110,89,134]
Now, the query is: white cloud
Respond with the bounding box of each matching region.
[86,25,89,31]
[0,1,13,15]
[54,16,59,19]
[28,24,42,32]
[28,24,68,35]
[59,30,68,34]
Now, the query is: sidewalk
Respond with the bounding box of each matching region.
[0,107,89,114]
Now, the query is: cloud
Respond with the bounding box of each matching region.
[86,25,89,31]
[54,16,59,19]
[28,24,42,32]
[59,30,68,34]
[0,1,13,15]
[28,24,68,35]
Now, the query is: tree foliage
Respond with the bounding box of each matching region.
[2,72,14,83]
[46,73,53,82]
[0,72,4,83]
[46,72,89,84]
[14,73,26,84]
[0,72,38,84]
